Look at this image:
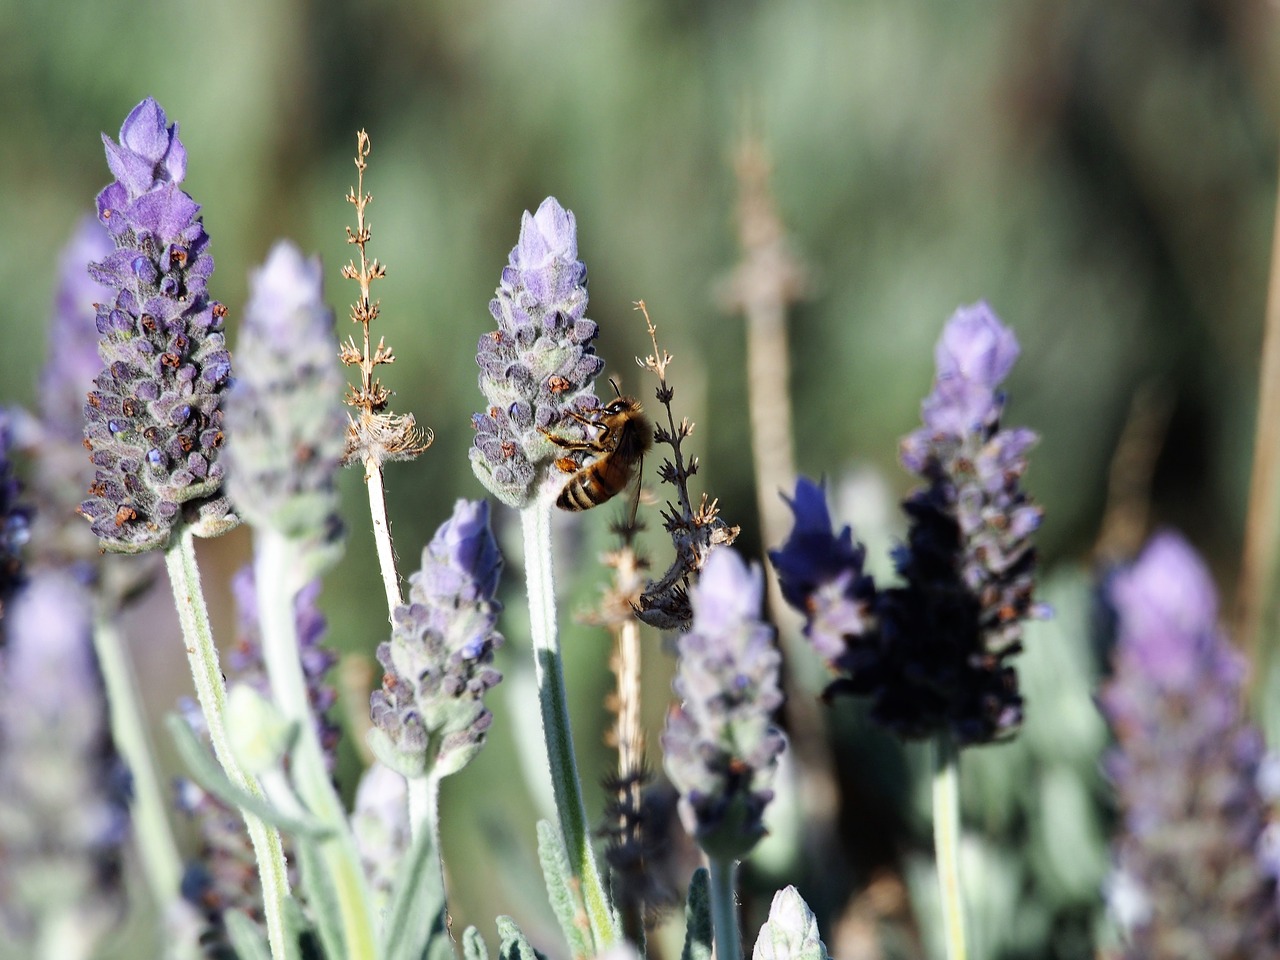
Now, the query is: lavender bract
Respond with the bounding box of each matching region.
[771,303,1042,745]
[470,197,605,509]
[1101,532,1280,957]
[224,241,345,552]
[79,98,234,553]
[370,499,504,779]
[662,548,785,859]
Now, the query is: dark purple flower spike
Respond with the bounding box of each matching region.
[79,98,235,553]
[771,303,1043,746]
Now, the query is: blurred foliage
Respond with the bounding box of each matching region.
[2,0,1278,957]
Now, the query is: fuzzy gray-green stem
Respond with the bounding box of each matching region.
[91,615,182,911]
[932,733,967,960]
[708,856,741,960]
[521,498,618,950]
[365,457,404,615]
[255,529,377,958]
[165,531,291,960]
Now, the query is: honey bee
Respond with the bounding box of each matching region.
[541,395,652,511]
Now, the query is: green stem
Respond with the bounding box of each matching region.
[165,531,291,960]
[255,529,378,959]
[409,773,447,931]
[520,499,618,950]
[91,613,183,909]
[708,856,741,960]
[932,733,967,960]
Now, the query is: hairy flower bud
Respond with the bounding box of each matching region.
[78,98,235,553]
[470,198,605,508]
[370,499,504,779]
[224,242,345,553]
[1101,532,1280,957]
[662,548,785,859]
[753,887,829,960]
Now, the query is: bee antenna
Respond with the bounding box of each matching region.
[609,377,623,399]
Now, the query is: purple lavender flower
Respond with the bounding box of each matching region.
[224,241,346,550]
[78,98,234,553]
[0,569,129,950]
[370,499,504,778]
[1100,532,1280,957]
[662,548,785,859]
[770,303,1042,745]
[470,198,605,509]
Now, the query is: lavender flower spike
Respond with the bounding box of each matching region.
[0,570,130,952]
[1101,532,1280,955]
[887,301,1043,743]
[79,98,235,553]
[224,241,346,553]
[662,548,786,859]
[470,197,605,508]
[370,499,504,779]
[770,303,1042,745]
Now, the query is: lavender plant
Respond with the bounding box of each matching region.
[5,95,1133,960]
[369,498,504,805]
[662,547,786,960]
[469,197,618,951]
[770,302,1043,959]
[78,98,292,958]
[1101,531,1280,957]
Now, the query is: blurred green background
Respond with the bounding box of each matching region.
[2,0,1278,957]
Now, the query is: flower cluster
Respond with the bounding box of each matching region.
[0,570,129,952]
[78,98,234,553]
[370,499,504,779]
[224,241,346,552]
[470,197,605,509]
[662,548,785,859]
[771,303,1042,745]
[1100,532,1280,956]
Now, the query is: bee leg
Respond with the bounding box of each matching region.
[539,426,601,453]
[553,456,579,474]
